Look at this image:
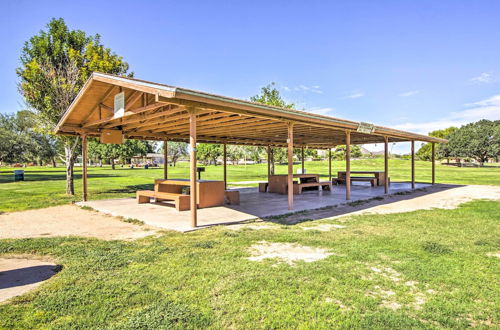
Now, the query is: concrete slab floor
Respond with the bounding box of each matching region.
[78,182,431,232]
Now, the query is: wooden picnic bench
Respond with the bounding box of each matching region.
[333,177,378,187]
[268,174,320,194]
[136,190,190,211]
[293,181,332,194]
[337,171,389,186]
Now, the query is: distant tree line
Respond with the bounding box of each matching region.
[417,120,499,166]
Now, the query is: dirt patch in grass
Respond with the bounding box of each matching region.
[486,252,500,258]
[247,241,335,265]
[301,224,346,231]
[0,257,60,303]
[0,205,158,241]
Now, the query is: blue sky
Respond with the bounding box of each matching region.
[1,0,499,153]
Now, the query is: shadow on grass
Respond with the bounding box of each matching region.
[0,173,120,184]
[100,183,154,194]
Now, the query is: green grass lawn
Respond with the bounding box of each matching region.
[0,200,498,328]
[1,159,499,212]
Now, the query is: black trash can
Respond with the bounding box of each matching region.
[14,170,24,181]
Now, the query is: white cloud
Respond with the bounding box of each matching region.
[343,91,364,99]
[399,90,420,97]
[470,72,495,84]
[307,107,335,115]
[391,94,500,134]
[282,84,322,94]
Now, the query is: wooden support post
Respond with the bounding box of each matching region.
[287,123,294,210]
[267,145,271,181]
[163,140,168,180]
[301,146,305,174]
[431,143,435,185]
[345,130,351,200]
[223,143,227,190]
[328,148,332,181]
[411,140,415,189]
[82,134,88,202]
[384,136,389,194]
[189,109,197,227]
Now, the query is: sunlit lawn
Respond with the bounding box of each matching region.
[1,158,499,212]
[0,200,498,328]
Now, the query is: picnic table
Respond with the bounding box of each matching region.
[136,179,225,210]
[268,174,331,194]
[336,171,388,186]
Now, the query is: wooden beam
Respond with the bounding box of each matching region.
[109,105,185,129]
[189,109,198,227]
[411,140,415,189]
[345,130,351,200]
[267,145,271,182]
[287,122,294,210]
[125,91,144,111]
[164,140,168,180]
[301,146,305,174]
[83,102,167,128]
[431,142,435,185]
[384,136,389,194]
[81,85,116,124]
[223,143,227,190]
[328,148,332,181]
[82,134,88,202]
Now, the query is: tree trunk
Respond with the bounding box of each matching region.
[110,158,115,170]
[65,144,75,195]
[51,157,57,167]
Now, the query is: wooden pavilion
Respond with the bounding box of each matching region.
[55,73,447,227]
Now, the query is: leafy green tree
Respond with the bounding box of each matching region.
[0,111,58,166]
[244,146,265,163]
[251,83,294,173]
[295,148,318,161]
[447,120,499,166]
[416,127,457,161]
[227,145,245,165]
[17,18,130,194]
[197,144,223,165]
[331,145,362,160]
[88,139,149,169]
[166,141,188,166]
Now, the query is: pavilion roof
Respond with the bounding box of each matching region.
[55,72,447,148]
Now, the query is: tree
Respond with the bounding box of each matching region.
[0,111,59,166]
[295,148,318,161]
[416,127,457,161]
[227,145,245,165]
[331,145,362,160]
[88,139,149,169]
[250,83,294,173]
[446,120,499,166]
[197,144,223,165]
[17,18,130,194]
[166,141,188,166]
